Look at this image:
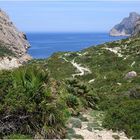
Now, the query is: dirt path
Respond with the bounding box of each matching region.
[71,59,91,77]
[67,111,131,140]
[61,56,91,77]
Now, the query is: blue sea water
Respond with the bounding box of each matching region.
[27,33,126,59]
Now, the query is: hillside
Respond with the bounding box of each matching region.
[110,12,140,36]
[46,35,140,81]
[0,34,139,139]
[43,34,140,139]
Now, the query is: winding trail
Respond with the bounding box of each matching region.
[105,47,123,57]
[61,56,91,77]
[71,59,91,77]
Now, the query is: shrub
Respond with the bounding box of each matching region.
[66,78,99,109]
[66,94,80,109]
[0,43,15,57]
[103,100,140,139]
[4,134,32,139]
[0,65,70,139]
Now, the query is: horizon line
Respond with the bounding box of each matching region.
[25,31,109,33]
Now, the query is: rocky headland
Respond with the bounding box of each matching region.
[110,12,140,36]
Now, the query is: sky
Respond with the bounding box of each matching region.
[0,0,140,32]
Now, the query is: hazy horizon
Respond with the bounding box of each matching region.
[25,31,110,33]
[0,1,140,32]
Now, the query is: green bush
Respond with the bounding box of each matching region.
[66,78,99,109]
[0,44,15,57]
[66,94,80,109]
[4,133,32,139]
[103,100,140,139]
[0,65,70,139]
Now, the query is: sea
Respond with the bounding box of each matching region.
[27,33,126,59]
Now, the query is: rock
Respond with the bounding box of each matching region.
[69,118,82,128]
[125,71,137,79]
[110,12,140,36]
[112,134,120,140]
[133,19,140,36]
[0,57,21,70]
[34,132,44,139]
[0,9,31,69]
[117,83,122,86]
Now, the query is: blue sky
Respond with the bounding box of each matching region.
[0,1,140,32]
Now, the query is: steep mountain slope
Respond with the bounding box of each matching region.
[133,19,140,36]
[0,9,31,69]
[110,12,140,36]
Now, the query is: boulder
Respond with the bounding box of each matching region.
[125,71,137,79]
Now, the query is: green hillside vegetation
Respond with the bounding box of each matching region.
[0,65,70,139]
[0,43,15,57]
[0,35,140,139]
[44,35,140,139]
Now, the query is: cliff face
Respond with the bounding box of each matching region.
[0,9,31,69]
[133,19,140,36]
[110,12,140,36]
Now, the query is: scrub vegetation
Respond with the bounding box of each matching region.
[0,35,140,139]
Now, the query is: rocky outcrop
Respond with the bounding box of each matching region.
[110,12,140,36]
[0,54,31,70]
[133,19,140,36]
[0,9,31,69]
[125,71,137,79]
